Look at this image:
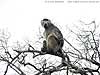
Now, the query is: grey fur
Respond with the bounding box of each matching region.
[41,19,64,54]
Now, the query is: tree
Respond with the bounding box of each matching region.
[0,21,100,75]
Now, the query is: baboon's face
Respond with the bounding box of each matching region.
[41,19,51,29]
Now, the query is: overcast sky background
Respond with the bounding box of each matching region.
[0,0,100,75]
[0,0,100,43]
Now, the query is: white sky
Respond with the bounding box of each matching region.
[0,0,100,42]
[0,0,100,74]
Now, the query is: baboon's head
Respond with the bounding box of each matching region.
[41,19,52,29]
